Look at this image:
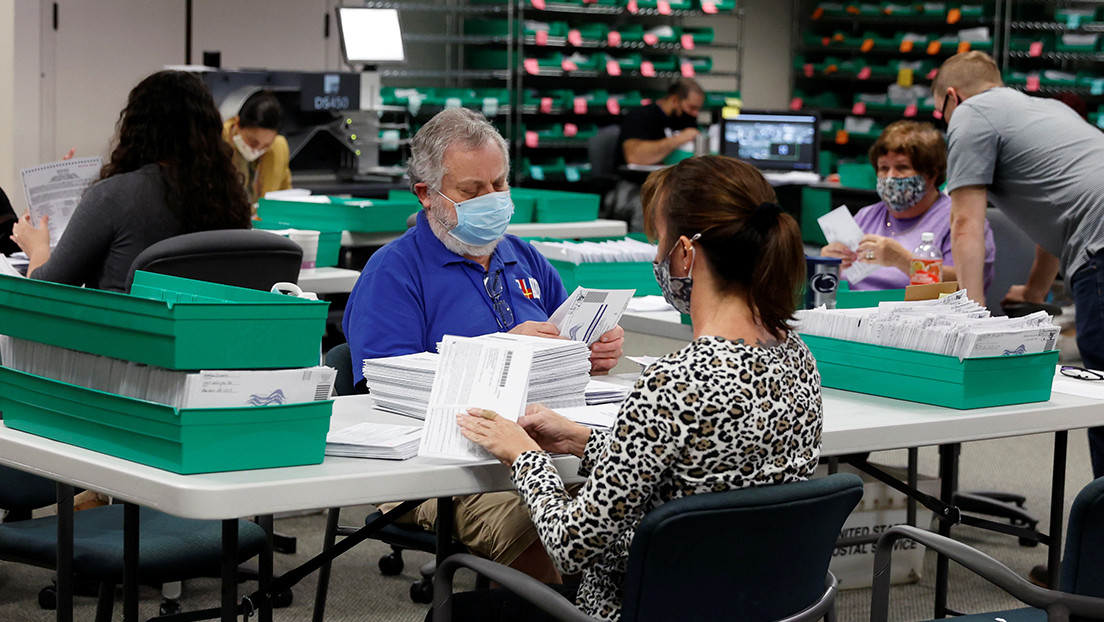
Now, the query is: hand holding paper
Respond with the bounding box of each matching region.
[817,206,879,284]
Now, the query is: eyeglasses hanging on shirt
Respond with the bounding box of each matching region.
[484,269,515,331]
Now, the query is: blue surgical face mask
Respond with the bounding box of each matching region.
[437,190,514,247]
[652,234,699,315]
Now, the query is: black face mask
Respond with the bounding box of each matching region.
[938,92,961,131]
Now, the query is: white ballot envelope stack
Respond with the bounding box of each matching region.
[550,286,635,345]
[793,291,1060,360]
[325,422,422,460]
[363,333,592,420]
[816,205,879,284]
[529,238,657,264]
[5,338,335,408]
[20,157,102,248]
[418,334,535,461]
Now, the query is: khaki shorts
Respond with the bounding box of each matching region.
[379,492,537,566]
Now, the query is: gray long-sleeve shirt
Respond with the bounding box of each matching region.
[32,164,181,292]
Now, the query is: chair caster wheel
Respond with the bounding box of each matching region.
[379,552,404,575]
[272,588,294,608]
[159,600,181,616]
[38,586,57,610]
[410,579,433,604]
[1019,536,1040,547]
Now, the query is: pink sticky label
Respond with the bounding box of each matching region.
[789,97,803,111]
[641,61,656,77]
[568,29,583,46]
[1029,41,1043,57]
[563,123,578,137]
[857,66,872,80]
[804,63,814,78]
[681,33,695,50]
[607,99,621,115]
[530,0,545,8]
[1026,75,1040,92]
[525,131,539,148]
[658,0,672,14]
[701,0,718,13]
[904,103,918,117]
[627,0,638,13]
[540,97,553,113]
[524,58,540,75]
[535,30,548,46]
[643,33,659,45]
[606,59,622,76]
[641,98,652,105]
[680,62,695,77]
[574,96,588,114]
[852,101,867,115]
[562,59,578,71]
[608,31,622,47]
[926,68,938,80]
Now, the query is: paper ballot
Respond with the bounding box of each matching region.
[418,334,534,461]
[20,157,102,248]
[549,286,635,345]
[817,206,879,284]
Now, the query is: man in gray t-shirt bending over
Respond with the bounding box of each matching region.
[934,51,1104,479]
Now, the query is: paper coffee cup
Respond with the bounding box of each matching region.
[287,229,320,271]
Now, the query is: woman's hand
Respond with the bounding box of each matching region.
[820,242,856,270]
[519,403,592,458]
[508,321,564,340]
[456,408,541,467]
[11,214,52,276]
[856,234,910,274]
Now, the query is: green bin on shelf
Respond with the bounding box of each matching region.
[257,196,418,233]
[574,23,610,44]
[801,334,1058,409]
[684,27,714,44]
[837,162,877,190]
[512,188,600,222]
[685,56,713,73]
[650,56,680,72]
[0,367,332,474]
[0,272,327,370]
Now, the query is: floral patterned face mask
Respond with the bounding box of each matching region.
[652,233,700,314]
[876,175,927,213]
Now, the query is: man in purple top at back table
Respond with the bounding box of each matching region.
[821,120,994,291]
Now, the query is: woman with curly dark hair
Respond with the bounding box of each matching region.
[10,70,251,291]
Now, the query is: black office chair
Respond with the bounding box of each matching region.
[431,473,865,622]
[124,228,303,293]
[0,464,268,620]
[314,342,472,614]
[587,126,623,215]
[871,475,1104,621]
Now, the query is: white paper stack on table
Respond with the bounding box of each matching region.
[585,378,630,405]
[4,338,336,407]
[363,332,592,420]
[528,237,657,264]
[793,290,1060,360]
[325,422,422,460]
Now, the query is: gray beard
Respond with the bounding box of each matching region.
[425,200,501,258]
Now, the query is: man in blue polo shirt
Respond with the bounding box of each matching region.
[342,107,624,583]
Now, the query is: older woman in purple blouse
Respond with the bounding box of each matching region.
[821,120,994,291]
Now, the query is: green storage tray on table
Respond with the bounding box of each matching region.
[0,367,331,474]
[512,188,600,222]
[257,195,419,234]
[0,272,327,370]
[801,334,1058,409]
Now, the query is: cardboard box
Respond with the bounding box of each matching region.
[822,463,939,589]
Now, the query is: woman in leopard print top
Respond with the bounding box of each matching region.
[457,155,823,621]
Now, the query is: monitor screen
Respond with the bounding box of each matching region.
[336,7,406,64]
[721,112,819,173]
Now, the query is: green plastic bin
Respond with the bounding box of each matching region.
[801,334,1058,409]
[837,162,877,189]
[0,367,332,474]
[835,283,905,308]
[0,272,327,370]
[257,196,419,233]
[512,188,600,222]
[545,259,660,296]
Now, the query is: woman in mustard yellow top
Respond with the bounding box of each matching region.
[222,90,292,203]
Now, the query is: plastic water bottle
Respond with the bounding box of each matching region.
[909,232,942,285]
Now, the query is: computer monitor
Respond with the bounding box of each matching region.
[721,111,819,174]
[335,7,406,65]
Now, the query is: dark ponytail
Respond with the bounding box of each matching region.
[641,155,805,336]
